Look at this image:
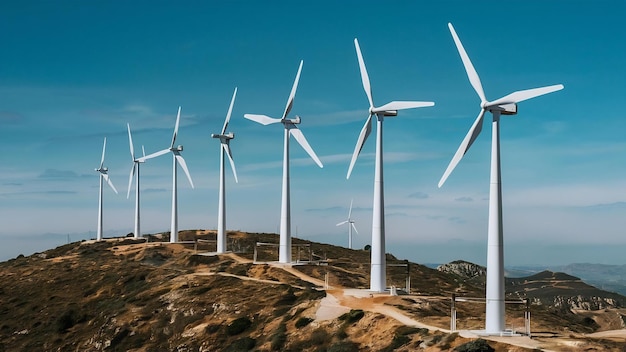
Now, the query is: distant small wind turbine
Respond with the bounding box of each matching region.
[126,123,146,239]
[348,38,434,292]
[439,23,564,334]
[142,107,194,243]
[95,137,118,241]
[336,199,358,249]
[211,87,239,253]
[244,60,323,263]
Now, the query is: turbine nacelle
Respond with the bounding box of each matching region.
[282,115,301,125]
[382,110,398,117]
[211,132,235,140]
[96,167,108,173]
[485,103,518,115]
[171,145,183,152]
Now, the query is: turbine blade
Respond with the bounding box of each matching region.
[448,23,487,103]
[347,114,373,179]
[140,148,170,161]
[127,123,135,161]
[290,127,323,168]
[348,199,353,218]
[221,87,238,135]
[283,60,303,119]
[171,106,181,148]
[175,154,194,189]
[222,143,238,183]
[354,38,374,108]
[487,84,564,107]
[127,164,136,199]
[351,222,359,235]
[141,145,146,158]
[438,109,486,188]
[103,174,118,194]
[372,101,435,113]
[243,114,282,125]
[336,220,348,226]
[100,137,107,169]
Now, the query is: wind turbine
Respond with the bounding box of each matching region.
[95,137,118,241]
[244,60,323,263]
[439,23,564,334]
[336,199,358,249]
[348,38,434,292]
[211,87,239,253]
[126,123,146,239]
[142,107,194,243]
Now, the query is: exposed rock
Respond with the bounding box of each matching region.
[436,260,486,280]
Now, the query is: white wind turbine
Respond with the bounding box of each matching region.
[244,60,323,263]
[95,137,118,241]
[348,38,434,292]
[336,199,358,249]
[126,123,147,239]
[142,107,195,243]
[211,87,239,253]
[439,23,564,334]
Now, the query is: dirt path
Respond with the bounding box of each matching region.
[585,329,626,339]
[192,251,625,351]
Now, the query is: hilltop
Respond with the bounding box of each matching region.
[1,231,625,351]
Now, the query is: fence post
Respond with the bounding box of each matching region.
[451,293,457,332]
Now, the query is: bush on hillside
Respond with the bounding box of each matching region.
[226,317,252,336]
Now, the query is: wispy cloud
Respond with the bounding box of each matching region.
[305,206,343,212]
[38,169,80,179]
[583,201,626,210]
[0,190,77,197]
[448,216,466,224]
[144,188,167,193]
[408,191,429,199]
[0,111,24,124]
[455,196,473,202]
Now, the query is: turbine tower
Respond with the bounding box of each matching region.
[95,137,118,241]
[439,23,564,334]
[348,38,434,292]
[244,60,323,263]
[126,123,146,238]
[142,107,194,243]
[211,87,239,253]
[336,199,358,249]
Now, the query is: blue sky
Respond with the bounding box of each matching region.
[1,1,624,266]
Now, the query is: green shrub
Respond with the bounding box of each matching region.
[277,288,297,305]
[205,324,221,334]
[295,317,314,328]
[327,341,359,352]
[309,328,329,345]
[440,332,458,349]
[335,327,348,340]
[271,323,287,351]
[381,334,410,352]
[426,333,443,347]
[454,338,495,352]
[225,337,256,352]
[338,309,364,324]
[226,317,252,336]
[394,326,423,336]
[56,309,77,333]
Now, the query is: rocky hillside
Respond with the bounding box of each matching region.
[1,231,625,352]
[436,260,486,283]
[437,260,625,313]
[507,271,625,311]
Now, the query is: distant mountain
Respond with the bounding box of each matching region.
[437,261,626,311]
[556,263,626,296]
